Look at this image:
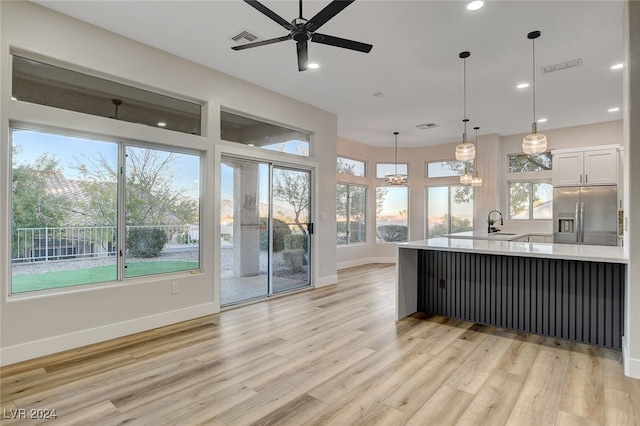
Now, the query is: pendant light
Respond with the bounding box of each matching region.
[522,30,547,154]
[470,126,483,187]
[455,51,475,162]
[385,131,407,186]
[460,164,473,185]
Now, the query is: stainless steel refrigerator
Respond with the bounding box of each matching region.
[553,185,618,246]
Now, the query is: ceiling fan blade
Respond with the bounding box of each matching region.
[305,0,355,32]
[243,0,295,31]
[311,33,373,53]
[297,41,309,72]
[231,35,291,51]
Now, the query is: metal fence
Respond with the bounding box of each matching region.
[11,224,199,263]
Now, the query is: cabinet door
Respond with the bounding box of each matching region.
[584,149,617,185]
[552,152,583,186]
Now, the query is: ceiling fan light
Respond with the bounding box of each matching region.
[455,142,476,161]
[460,172,473,185]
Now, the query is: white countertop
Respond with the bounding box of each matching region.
[444,230,531,241]
[399,238,627,264]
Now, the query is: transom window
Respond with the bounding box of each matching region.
[426,160,474,178]
[508,152,552,173]
[220,110,310,156]
[337,156,366,177]
[376,163,408,179]
[12,55,202,135]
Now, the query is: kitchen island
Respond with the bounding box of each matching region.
[397,238,627,349]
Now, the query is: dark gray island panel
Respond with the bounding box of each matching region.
[416,250,625,349]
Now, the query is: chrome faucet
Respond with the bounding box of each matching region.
[487,210,504,233]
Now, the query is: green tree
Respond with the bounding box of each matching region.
[12,152,71,229]
[273,169,309,234]
[72,147,197,226]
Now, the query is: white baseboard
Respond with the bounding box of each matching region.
[0,303,216,366]
[315,274,338,288]
[622,335,640,379]
[337,257,396,270]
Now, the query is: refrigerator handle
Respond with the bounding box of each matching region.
[580,201,585,244]
[574,202,580,243]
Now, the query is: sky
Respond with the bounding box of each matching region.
[12,128,200,197]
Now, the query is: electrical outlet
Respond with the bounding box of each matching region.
[171,282,179,294]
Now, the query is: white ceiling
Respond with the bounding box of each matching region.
[33,0,624,148]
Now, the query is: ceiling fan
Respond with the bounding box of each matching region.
[232,0,373,72]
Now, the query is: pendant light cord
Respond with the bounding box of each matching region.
[532,38,536,123]
[394,132,399,175]
[463,57,468,138]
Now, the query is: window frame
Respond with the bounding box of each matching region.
[376,163,408,179]
[507,180,553,221]
[425,185,474,238]
[9,125,203,295]
[375,185,409,244]
[425,159,475,179]
[337,156,367,177]
[336,183,367,245]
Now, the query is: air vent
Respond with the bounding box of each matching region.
[542,58,582,73]
[229,29,260,43]
[416,123,438,130]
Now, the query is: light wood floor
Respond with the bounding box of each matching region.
[1,264,639,425]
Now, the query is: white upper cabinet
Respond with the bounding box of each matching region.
[552,147,618,186]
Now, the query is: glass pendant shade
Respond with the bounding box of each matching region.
[523,123,547,154]
[471,174,483,187]
[460,172,473,185]
[385,174,408,186]
[455,139,476,161]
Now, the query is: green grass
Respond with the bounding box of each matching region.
[12,261,199,293]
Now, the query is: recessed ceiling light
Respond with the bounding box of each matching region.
[248,143,255,147]
[611,63,624,70]
[608,107,620,113]
[157,121,167,127]
[537,118,548,123]
[308,62,319,69]
[517,83,530,89]
[467,1,484,11]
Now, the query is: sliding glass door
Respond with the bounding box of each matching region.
[220,157,311,306]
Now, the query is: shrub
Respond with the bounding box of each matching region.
[284,234,308,252]
[376,225,408,242]
[282,249,305,272]
[126,227,168,258]
[259,218,291,252]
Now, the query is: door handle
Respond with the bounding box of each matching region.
[575,202,580,243]
[307,223,314,235]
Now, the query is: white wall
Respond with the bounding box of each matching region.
[0,1,337,365]
[623,0,640,379]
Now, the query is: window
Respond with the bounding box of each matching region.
[376,163,408,179]
[12,55,201,135]
[509,182,553,220]
[426,186,474,237]
[220,110,310,156]
[508,152,552,173]
[376,186,408,242]
[337,157,366,177]
[10,127,201,294]
[337,184,366,245]
[426,160,474,178]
